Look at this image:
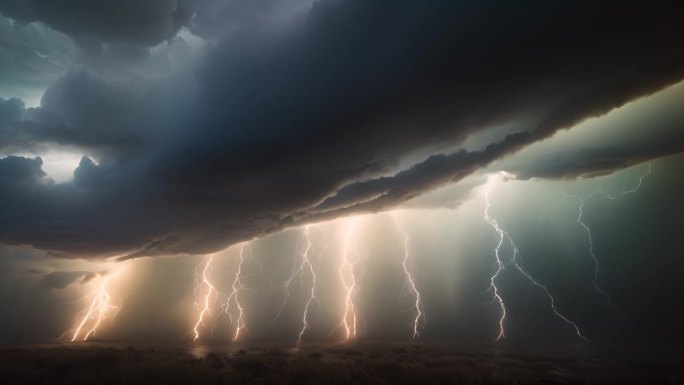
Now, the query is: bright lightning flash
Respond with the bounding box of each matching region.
[483,172,588,341]
[333,219,361,340]
[482,182,508,340]
[71,270,121,342]
[193,255,218,341]
[392,215,426,339]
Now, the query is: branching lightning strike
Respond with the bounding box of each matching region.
[564,162,652,315]
[71,271,121,342]
[482,186,508,340]
[564,192,622,314]
[274,226,319,343]
[484,173,588,341]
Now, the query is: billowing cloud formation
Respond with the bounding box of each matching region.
[499,81,684,180]
[0,0,190,47]
[0,14,74,103]
[1,1,684,259]
[1,68,149,154]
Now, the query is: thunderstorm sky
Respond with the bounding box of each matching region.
[0,1,683,345]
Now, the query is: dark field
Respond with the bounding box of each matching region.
[0,341,682,385]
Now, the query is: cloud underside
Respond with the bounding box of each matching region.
[37,270,96,290]
[1,1,684,259]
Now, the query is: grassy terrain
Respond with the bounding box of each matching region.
[0,342,682,384]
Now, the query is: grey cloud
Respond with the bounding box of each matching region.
[0,2,199,101]
[308,133,532,217]
[0,14,74,102]
[298,67,684,219]
[1,1,684,259]
[0,97,25,127]
[0,0,190,47]
[0,68,147,155]
[184,0,313,39]
[0,155,45,184]
[38,270,96,290]
[501,82,684,181]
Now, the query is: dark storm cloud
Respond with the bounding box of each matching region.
[1,1,684,259]
[0,14,72,101]
[184,0,313,39]
[307,134,531,217]
[515,140,684,181]
[318,72,684,212]
[0,155,45,183]
[38,270,96,290]
[0,66,187,157]
[0,0,191,47]
[0,12,196,104]
[0,68,147,154]
[502,82,684,180]
[0,97,25,127]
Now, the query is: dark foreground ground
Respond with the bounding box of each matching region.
[0,341,682,384]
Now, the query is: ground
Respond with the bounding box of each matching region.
[0,341,682,384]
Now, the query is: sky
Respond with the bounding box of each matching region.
[0,0,683,346]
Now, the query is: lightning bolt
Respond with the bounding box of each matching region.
[482,186,508,340]
[484,173,588,341]
[297,226,318,343]
[274,225,319,344]
[193,255,218,341]
[71,271,121,342]
[564,162,652,315]
[564,192,622,314]
[223,245,248,341]
[392,215,426,339]
[333,219,361,340]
